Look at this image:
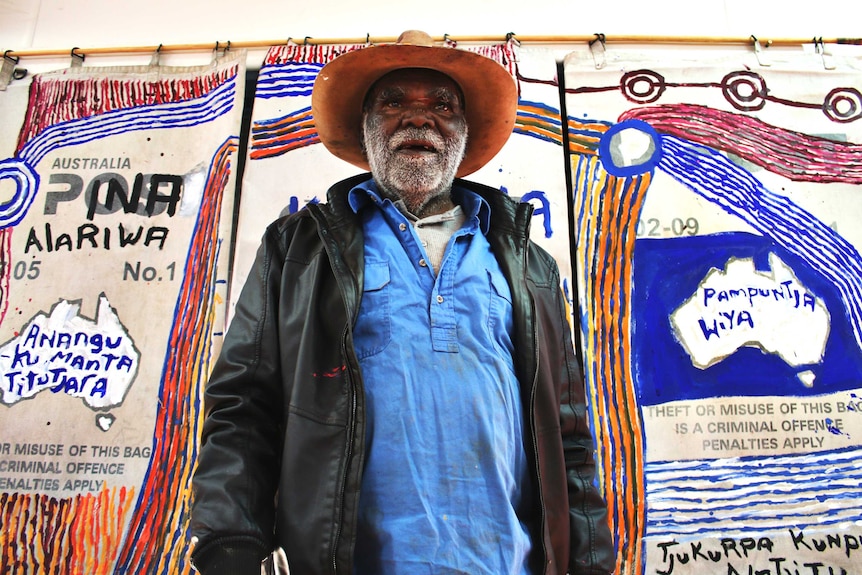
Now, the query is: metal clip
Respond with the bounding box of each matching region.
[149,43,163,67]
[814,37,836,70]
[0,50,19,90]
[589,33,606,69]
[443,33,457,47]
[70,47,85,68]
[505,32,521,62]
[750,35,771,67]
[212,40,231,64]
[213,40,231,53]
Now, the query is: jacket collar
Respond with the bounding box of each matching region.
[324,173,532,241]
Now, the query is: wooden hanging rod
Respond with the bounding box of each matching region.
[4,34,861,59]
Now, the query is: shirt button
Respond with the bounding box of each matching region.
[399,223,407,231]
[436,295,444,303]
[419,259,427,267]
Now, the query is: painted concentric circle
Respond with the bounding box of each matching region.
[822,87,862,123]
[721,71,767,112]
[620,70,667,104]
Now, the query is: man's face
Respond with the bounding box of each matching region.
[362,68,468,215]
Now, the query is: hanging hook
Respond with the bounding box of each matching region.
[589,33,607,69]
[443,33,456,47]
[750,35,771,67]
[3,50,26,83]
[212,40,231,61]
[813,37,836,70]
[70,47,85,67]
[0,50,19,90]
[303,36,312,46]
[505,32,521,47]
[149,43,163,67]
[504,31,521,63]
[365,33,371,46]
[589,33,606,46]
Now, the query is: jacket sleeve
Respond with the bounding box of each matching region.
[190,225,287,575]
[548,258,616,575]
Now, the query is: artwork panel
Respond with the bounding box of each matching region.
[0,51,246,574]
[564,45,862,575]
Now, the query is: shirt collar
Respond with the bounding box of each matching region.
[347,179,491,235]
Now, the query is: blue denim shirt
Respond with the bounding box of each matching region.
[348,180,532,575]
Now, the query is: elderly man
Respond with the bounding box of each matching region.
[191,30,614,575]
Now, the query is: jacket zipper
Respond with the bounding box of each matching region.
[525,256,548,574]
[332,327,357,574]
[315,214,360,575]
[515,204,549,573]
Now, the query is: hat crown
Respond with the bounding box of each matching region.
[396,30,435,47]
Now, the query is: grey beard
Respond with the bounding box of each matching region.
[362,115,467,215]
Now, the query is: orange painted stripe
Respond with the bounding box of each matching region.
[255,126,318,146]
[252,111,314,132]
[250,136,320,159]
[569,141,598,156]
[515,124,563,144]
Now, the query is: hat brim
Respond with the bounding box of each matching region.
[312,43,518,177]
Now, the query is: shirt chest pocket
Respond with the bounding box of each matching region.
[353,260,392,359]
[488,270,515,357]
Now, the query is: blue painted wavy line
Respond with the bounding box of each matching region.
[650,483,862,507]
[647,511,862,538]
[255,87,314,99]
[258,63,323,78]
[257,72,318,84]
[254,63,323,99]
[650,461,862,485]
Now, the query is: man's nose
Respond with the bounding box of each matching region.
[400,105,435,128]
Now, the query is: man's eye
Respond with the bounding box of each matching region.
[435,102,451,111]
[385,100,401,108]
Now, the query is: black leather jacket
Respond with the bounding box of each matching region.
[191,173,614,575]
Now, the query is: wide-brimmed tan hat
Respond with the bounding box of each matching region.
[312,30,518,177]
